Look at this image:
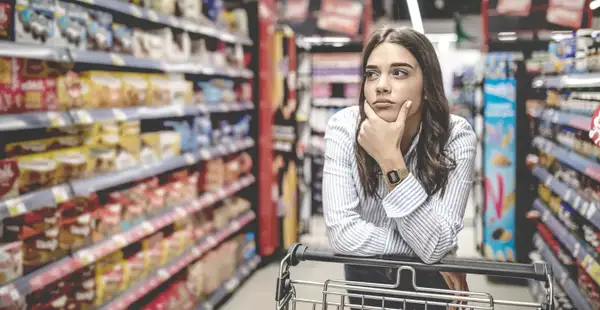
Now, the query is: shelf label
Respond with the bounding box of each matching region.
[113,108,127,121]
[51,186,70,204]
[200,149,211,160]
[184,153,196,165]
[75,110,93,124]
[6,198,26,217]
[110,54,125,66]
[141,222,154,233]
[47,112,66,127]
[129,5,143,18]
[147,10,159,22]
[158,269,170,280]
[113,235,128,247]
[168,16,181,27]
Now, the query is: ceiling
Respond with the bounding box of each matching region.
[372,0,482,20]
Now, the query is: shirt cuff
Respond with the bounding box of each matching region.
[382,173,428,218]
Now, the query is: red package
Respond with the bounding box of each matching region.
[0,57,22,114]
[20,77,58,112]
[0,159,19,201]
[0,3,11,40]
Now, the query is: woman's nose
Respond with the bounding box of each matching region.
[376,76,391,94]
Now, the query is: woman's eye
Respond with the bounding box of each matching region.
[364,71,379,79]
[391,69,408,77]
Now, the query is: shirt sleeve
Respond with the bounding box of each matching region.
[323,109,407,256]
[381,120,477,264]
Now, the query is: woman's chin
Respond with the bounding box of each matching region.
[376,110,400,123]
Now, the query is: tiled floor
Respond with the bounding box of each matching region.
[222,211,535,310]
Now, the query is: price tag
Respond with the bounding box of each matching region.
[184,153,196,165]
[225,278,239,292]
[168,16,181,28]
[200,149,211,160]
[573,242,581,257]
[544,176,552,187]
[573,195,582,210]
[158,269,170,280]
[78,251,95,265]
[113,235,128,247]
[113,108,127,121]
[129,5,143,18]
[75,110,93,124]
[217,145,227,154]
[147,10,159,22]
[204,302,214,310]
[563,189,572,203]
[6,198,26,217]
[51,186,70,204]
[192,247,201,257]
[9,287,20,301]
[586,202,597,220]
[110,53,126,66]
[541,210,549,222]
[80,0,94,4]
[220,105,229,112]
[552,112,559,123]
[203,67,215,75]
[175,207,187,217]
[142,222,154,233]
[47,112,66,127]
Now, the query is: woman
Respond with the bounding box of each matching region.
[322,26,477,310]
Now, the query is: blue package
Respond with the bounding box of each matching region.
[164,120,197,152]
[204,0,222,21]
[220,120,233,143]
[233,115,251,139]
[15,0,57,45]
[196,81,221,104]
[194,115,213,147]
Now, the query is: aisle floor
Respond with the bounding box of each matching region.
[222,217,534,310]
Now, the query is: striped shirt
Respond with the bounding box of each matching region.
[323,106,477,264]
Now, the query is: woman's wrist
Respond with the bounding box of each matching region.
[377,151,406,175]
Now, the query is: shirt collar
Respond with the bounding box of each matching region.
[405,123,422,156]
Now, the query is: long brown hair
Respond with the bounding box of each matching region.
[355,26,456,198]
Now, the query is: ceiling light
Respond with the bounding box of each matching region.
[590,0,600,10]
[406,0,424,34]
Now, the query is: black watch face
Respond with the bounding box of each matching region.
[387,170,400,183]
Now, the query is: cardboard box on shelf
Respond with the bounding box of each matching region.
[86,8,113,52]
[55,2,88,50]
[15,0,58,46]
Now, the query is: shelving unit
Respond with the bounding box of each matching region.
[527,32,600,308]
[0,0,262,308]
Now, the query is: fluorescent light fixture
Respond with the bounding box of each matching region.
[498,32,517,36]
[427,33,458,42]
[301,36,352,44]
[406,0,424,34]
[590,0,600,10]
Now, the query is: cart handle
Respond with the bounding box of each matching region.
[287,244,551,282]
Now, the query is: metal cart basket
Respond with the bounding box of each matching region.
[276,244,554,310]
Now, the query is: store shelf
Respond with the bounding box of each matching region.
[3,175,255,297]
[533,73,600,89]
[531,165,600,229]
[313,98,356,107]
[70,104,199,124]
[99,211,257,310]
[0,185,72,222]
[0,111,73,132]
[195,255,261,310]
[197,137,255,160]
[532,199,600,286]
[0,42,71,62]
[533,136,600,183]
[70,138,253,196]
[533,233,592,310]
[69,49,253,77]
[197,101,255,113]
[533,108,591,131]
[72,0,252,45]
[70,153,198,196]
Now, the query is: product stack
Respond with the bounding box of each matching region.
[0,0,260,309]
[527,29,600,310]
[309,52,361,215]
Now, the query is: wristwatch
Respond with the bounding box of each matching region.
[386,168,409,185]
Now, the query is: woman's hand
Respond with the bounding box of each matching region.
[441,271,469,310]
[357,100,412,166]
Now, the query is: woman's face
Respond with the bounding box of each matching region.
[363,42,423,122]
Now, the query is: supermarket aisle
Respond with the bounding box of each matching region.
[222,202,534,309]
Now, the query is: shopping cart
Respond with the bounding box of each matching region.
[276,244,554,310]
